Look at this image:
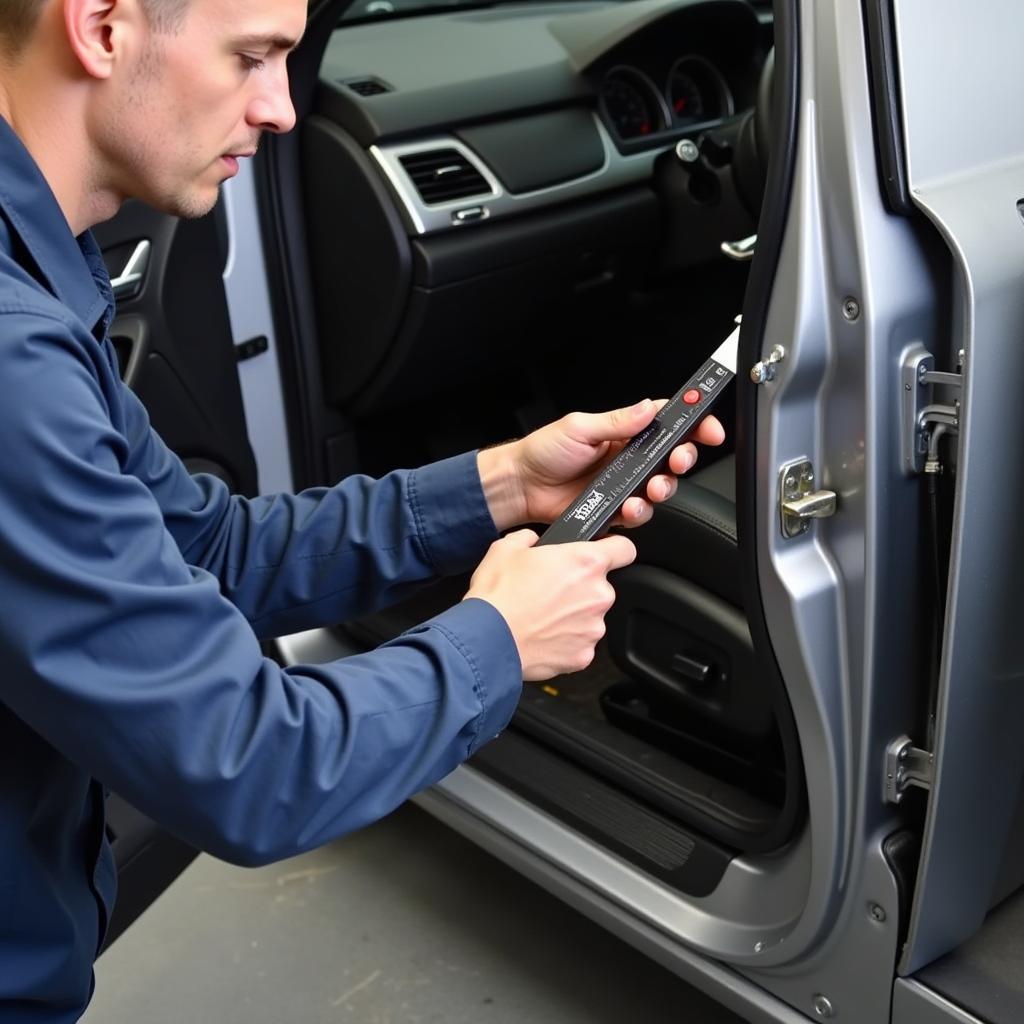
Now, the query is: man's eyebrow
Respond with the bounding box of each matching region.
[232,33,303,53]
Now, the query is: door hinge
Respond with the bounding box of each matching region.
[900,345,963,475]
[884,735,935,804]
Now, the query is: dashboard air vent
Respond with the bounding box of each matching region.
[398,149,491,204]
[345,78,392,97]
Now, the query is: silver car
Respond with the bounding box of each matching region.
[97,0,1024,1020]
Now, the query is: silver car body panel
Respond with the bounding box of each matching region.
[415,777,814,1024]
[893,0,1024,975]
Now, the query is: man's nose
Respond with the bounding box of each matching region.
[247,64,297,135]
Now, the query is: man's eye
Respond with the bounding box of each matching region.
[239,54,266,72]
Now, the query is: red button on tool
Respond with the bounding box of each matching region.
[683,389,701,405]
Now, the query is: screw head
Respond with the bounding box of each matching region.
[842,296,861,321]
[812,994,835,1018]
[753,941,766,953]
[869,902,887,922]
[676,139,700,163]
[750,361,769,384]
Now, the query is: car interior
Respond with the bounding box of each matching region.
[282,0,802,897]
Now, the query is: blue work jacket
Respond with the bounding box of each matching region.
[0,117,522,1022]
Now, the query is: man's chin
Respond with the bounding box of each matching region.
[145,181,221,221]
[168,188,221,220]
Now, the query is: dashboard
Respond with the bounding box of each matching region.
[301,0,769,415]
[313,0,766,233]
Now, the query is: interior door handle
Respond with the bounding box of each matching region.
[720,234,757,261]
[110,240,151,301]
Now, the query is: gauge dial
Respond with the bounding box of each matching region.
[600,68,668,141]
[666,57,733,128]
[668,70,706,124]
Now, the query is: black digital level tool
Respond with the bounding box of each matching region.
[538,319,740,545]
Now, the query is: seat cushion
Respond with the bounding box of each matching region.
[627,453,740,607]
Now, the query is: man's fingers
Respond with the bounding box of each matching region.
[692,414,726,446]
[502,528,539,549]
[592,534,637,571]
[620,496,653,524]
[645,474,678,503]
[667,443,698,476]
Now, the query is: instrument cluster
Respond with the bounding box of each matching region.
[599,55,734,142]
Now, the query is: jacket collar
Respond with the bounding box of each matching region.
[0,115,112,334]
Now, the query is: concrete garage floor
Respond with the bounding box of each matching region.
[85,802,749,1024]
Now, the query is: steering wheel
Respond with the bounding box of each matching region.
[732,48,775,216]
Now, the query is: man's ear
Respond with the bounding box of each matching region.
[63,0,142,80]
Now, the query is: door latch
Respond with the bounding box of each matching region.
[779,459,837,538]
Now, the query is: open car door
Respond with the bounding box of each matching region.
[736,0,1024,1020]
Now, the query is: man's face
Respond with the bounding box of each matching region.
[93,0,306,218]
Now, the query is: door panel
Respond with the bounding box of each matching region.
[893,0,1024,974]
[92,199,258,947]
[93,200,258,493]
[725,0,944,1016]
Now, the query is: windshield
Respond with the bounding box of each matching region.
[340,0,770,24]
[341,0,609,23]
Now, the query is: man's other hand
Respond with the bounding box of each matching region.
[464,530,636,681]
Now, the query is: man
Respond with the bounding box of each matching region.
[0,0,724,1019]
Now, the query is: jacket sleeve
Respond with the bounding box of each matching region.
[0,315,522,865]
[116,378,498,638]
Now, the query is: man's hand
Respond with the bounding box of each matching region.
[464,529,636,680]
[478,400,726,532]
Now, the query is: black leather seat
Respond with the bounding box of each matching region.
[628,454,740,608]
[605,450,776,754]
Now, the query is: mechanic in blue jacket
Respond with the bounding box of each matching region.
[0,0,724,1019]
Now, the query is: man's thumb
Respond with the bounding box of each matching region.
[590,399,660,442]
